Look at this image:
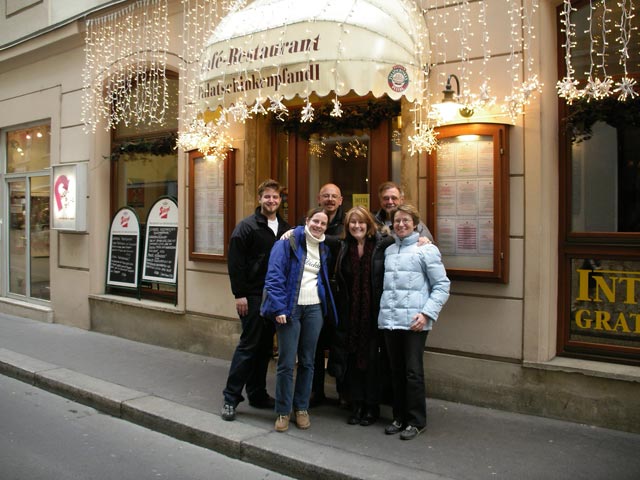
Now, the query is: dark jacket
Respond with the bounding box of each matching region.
[328,231,393,381]
[373,208,434,242]
[227,207,290,298]
[260,226,338,324]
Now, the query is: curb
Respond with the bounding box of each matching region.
[0,348,445,480]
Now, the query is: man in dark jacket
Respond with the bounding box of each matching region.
[311,183,344,406]
[221,179,291,421]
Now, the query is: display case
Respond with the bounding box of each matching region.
[427,123,509,283]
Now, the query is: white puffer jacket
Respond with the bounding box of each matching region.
[378,232,450,331]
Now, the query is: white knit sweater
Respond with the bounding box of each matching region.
[297,226,324,305]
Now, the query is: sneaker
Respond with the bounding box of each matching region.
[294,410,311,429]
[275,414,290,432]
[220,403,236,421]
[384,419,404,435]
[400,425,425,440]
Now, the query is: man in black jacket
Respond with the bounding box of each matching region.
[221,179,291,421]
[310,183,344,406]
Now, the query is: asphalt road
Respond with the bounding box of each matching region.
[0,375,293,480]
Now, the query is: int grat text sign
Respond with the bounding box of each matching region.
[570,258,640,349]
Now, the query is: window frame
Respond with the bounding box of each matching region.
[556,0,640,364]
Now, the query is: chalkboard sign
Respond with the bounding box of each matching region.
[142,197,178,284]
[107,207,140,288]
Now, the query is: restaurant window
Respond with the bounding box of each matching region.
[273,98,399,223]
[557,0,640,364]
[109,74,179,301]
[2,122,51,302]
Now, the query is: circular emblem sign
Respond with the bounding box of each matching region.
[388,65,410,93]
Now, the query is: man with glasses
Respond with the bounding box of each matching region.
[310,183,344,406]
[374,181,433,242]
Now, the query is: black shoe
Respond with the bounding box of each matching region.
[384,419,403,435]
[347,407,362,425]
[359,409,378,426]
[309,392,327,408]
[221,403,236,421]
[400,425,425,440]
[249,395,275,409]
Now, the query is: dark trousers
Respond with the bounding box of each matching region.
[312,320,334,397]
[346,338,380,409]
[223,295,275,406]
[383,329,429,429]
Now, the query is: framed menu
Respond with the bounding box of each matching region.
[427,124,509,283]
[189,149,235,261]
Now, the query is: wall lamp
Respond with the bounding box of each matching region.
[432,74,474,121]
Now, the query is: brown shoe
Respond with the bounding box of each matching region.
[275,414,290,432]
[294,410,311,429]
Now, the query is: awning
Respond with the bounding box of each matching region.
[198,0,429,113]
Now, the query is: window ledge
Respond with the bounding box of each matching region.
[523,357,640,383]
[89,294,185,315]
[0,297,53,322]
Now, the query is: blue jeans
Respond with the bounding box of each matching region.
[275,304,324,415]
[223,296,275,407]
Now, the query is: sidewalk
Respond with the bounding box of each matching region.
[0,313,639,480]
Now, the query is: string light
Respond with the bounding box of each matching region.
[613,0,637,100]
[82,0,170,132]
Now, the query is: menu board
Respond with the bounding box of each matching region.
[435,136,494,270]
[107,208,140,288]
[193,156,225,255]
[142,197,178,284]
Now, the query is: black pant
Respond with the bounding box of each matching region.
[312,320,334,397]
[223,295,275,406]
[383,329,429,429]
[345,338,380,409]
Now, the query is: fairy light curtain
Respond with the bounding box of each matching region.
[557,0,637,103]
[82,0,170,132]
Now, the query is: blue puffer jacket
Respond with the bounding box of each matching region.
[260,226,338,324]
[378,232,450,331]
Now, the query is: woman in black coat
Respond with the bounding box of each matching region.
[330,206,392,426]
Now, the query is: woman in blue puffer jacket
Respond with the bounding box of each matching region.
[378,204,450,441]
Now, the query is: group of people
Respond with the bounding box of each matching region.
[220,179,450,441]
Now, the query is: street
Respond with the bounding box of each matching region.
[0,375,293,480]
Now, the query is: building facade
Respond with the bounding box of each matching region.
[0,0,638,432]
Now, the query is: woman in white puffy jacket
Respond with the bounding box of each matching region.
[378,204,450,441]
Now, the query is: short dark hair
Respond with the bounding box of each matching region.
[257,179,282,197]
[391,204,421,227]
[378,181,404,198]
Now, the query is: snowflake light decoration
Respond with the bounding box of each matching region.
[300,98,315,123]
[408,123,439,156]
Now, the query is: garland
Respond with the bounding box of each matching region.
[280,99,401,139]
[111,132,178,161]
[566,97,640,142]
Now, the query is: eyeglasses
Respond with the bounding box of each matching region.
[320,194,341,200]
[393,218,413,225]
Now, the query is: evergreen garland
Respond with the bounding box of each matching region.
[111,132,178,161]
[565,97,640,142]
[280,99,401,139]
